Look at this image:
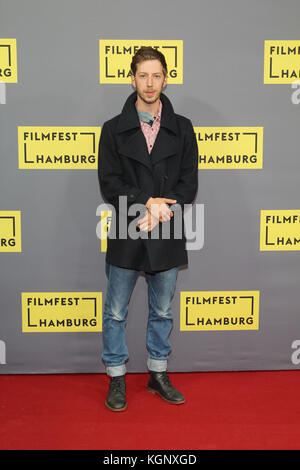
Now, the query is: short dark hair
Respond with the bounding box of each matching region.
[130,46,168,77]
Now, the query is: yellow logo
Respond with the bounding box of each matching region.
[180,291,259,331]
[99,40,183,84]
[0,39,17,83]
[22,292,102,332]
[260,210,300,251]
[18,127,101,169]
[0,211,21,252]
[264,40,300,84]
[195,127,263,169]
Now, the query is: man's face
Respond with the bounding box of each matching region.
[131,59,167,105]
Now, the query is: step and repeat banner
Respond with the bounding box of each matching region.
[0,0,299,373]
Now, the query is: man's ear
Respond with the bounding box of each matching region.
[163,75,168,88]
[131,73,136,88]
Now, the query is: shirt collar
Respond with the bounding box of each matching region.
[116,91,178,135]
[155,100,162,122]
[135,99,162,125]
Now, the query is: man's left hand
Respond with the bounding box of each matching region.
[137,210,159,232]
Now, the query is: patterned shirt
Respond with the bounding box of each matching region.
[136,99,162,154]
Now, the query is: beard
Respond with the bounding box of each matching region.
[135,86,162,105]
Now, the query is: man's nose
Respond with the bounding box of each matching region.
[147,76,153,87]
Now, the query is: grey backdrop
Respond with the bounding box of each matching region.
[0,0,299,373]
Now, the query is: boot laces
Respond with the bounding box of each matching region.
[161,372,172,387]
[111,376,125,393]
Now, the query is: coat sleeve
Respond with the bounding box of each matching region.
[98,121,152,215]
[163,119,198,209]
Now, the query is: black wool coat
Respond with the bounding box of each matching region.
[98,90,198,273]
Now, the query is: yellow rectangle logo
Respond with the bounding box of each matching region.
[195,127,263,169]
[18,127,101,169]
[260,210,300,251]
[0,211,21,252]
[180,291,260,331]
[22,292,102,332]
[0,39,17,83]
[264,40,300,84]
[99,40,183,83]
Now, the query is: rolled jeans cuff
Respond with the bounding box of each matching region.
[106,363,126,377]
[147,357,167,372]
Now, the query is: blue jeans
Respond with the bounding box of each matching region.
[102,262,179,377]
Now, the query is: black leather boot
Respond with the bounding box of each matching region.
[147,371,185,404]
[105,375,127,411]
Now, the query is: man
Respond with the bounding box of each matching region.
[98,46,198,411]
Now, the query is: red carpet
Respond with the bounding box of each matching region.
[0,370,299,450]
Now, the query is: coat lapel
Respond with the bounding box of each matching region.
[117,129,153,171]
[150,127,178,166]
[116,91,179,171]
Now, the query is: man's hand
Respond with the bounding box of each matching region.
[145,197,177,223]
[137,209,160,232]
